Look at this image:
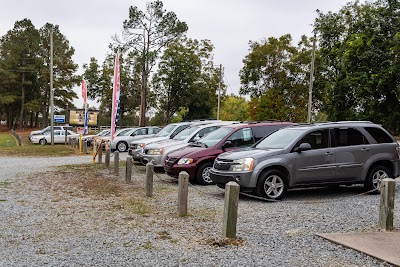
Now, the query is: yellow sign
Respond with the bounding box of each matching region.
[69,110,98,126]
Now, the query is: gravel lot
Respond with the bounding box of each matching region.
[0,154,399,267]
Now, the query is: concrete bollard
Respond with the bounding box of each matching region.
[178,171,189,217]
[98,145,103,163]
[125,157,133,184]
[114,151,119,176]
[379,178,396,231]
[105,149,110,168]
[145,162,154,197]
[222,181,240,239]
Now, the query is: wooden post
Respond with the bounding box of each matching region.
[114,151,119,176]
[379,178,396,231]
[145,162,154,197]
[125,157,132,184]
[178,171,189,217]
[222,181,240,239]
[83,140,87,154]
[98,145,103,164]
[92,139,97,163]
[105,149,110,168]
[79,134,83,153]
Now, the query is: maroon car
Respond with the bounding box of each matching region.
[163,121,293,185]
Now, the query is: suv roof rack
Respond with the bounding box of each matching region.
[314,121,373,126]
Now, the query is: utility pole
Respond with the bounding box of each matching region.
[307,32,317,124]
[50,30,54,145]
[217,64,222,120]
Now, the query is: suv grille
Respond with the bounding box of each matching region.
[165,156,177,167]
[214,159,233,171]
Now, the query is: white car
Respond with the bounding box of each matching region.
[110,126,161,152]
[30,130,80,145]
[29,125,72,140]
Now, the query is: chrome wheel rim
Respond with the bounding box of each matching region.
[264,175,284,198]
[117,142,127,152]
[202,167,212,184]
[372,170,388,190]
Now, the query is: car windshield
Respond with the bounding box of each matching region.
[42,126,51,132]
[173,126,200,141]
[154,124,176,137]
[196,127,233,147]
[255,128,308,149]
[117,128,134,136]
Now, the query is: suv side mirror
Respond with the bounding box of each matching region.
[222,140,233,149]
[295,143,312,152]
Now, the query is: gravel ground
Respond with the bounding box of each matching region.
[0,154,399,267]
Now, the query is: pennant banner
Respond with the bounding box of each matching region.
[110,53,121,141]
[82,79,89,135]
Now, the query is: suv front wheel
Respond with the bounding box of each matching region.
[364,165,391,194]
[256,169,287,200]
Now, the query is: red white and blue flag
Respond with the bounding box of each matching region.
[110,53,121,141]
[81,79,89,135]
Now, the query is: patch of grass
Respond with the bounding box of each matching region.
[156,231,171,240]
[0,181,11,188]
[77,176,122,197]
[139,241,154,249]
[0,199,7,202]
[0,133,17,147]
[126,197,150,216]
[205,237,246,247]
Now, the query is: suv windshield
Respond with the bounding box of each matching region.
[196,127,233,147]
[154,124,176,137]
[255,128,307,149]
[173,126,200,141]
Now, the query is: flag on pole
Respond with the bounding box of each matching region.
[110,53,121,141]
[81,79,89,135]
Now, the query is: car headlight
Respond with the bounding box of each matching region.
[147,148,163,155]
[177,158,193,165]
[231,158,254,172]
[139,143,145,148]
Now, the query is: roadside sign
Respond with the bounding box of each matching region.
[77,127,84,134]
[54,115,65,123]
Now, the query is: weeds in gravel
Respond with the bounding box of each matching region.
[139,241,154,249]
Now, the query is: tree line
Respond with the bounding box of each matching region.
[1,0,400,134]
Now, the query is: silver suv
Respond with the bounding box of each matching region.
[210,121,400,200]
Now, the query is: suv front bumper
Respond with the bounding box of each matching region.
[209,169,254,192]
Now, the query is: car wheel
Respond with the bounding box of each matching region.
[364,165,391,194]
[116,141,128,152]
[39,138,46,145]
[256,169,287,200]
[196,162,214,185]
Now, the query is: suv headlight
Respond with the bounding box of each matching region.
[231,158,254,172]
[177,158,193,165]
[147,148,163,155]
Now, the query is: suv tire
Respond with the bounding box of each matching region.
[196,162,214,185]
[364,165,391,194]
[256,169,287,200]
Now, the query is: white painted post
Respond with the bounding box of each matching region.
[222,181,240,239]
[379,178,396,231]
[146,162,154,197]
[178,171,189,217]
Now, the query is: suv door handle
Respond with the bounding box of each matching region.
[325,152,334,156]
[361,148,370,152]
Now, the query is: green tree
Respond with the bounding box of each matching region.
[219,94,249,121]
[114,0,188,126]
[0,19,41,129]
[315,0,400,133]
[240,34,313,122]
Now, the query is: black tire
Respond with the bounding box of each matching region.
[195,162,214,185]
[39,138,46,145]
[364,165,391,194]
[255,169,287,200]
[116,141,128,152]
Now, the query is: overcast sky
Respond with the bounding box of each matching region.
[0,0,353,108]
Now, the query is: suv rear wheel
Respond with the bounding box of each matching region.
[256,169,287,200]
[364,165,391,193]
[196,162,214,185]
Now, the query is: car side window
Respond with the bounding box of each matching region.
[227,128,254,147]
[190,126,218,141]
[364,127,393,143]
[171,125,189,137]
[297,129,330,150]
[54,131,61,136]
[334,128,369,146]
[54,126,61,130]
[148,128,160,134]
[135,129,147,136]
